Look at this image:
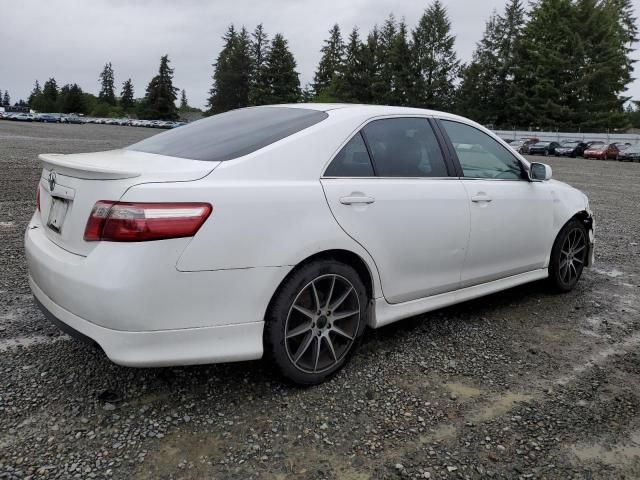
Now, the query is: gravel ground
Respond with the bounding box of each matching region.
[1,121,639,480]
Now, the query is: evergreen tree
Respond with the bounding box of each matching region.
[313,24,345,98]
[38,78,59,112]
[28,80,41,106]
[609,0,638,46]
[249,24,270,105]
[60,84,85,113]
[333,27,370,103]
[301,84,315,102]
[98,62,116,105]
[179,89,188,109]
[360,26,381,104]
[262,33,301,104]
[457,0,525,126]
[572,0,632,129]
[2,91,9,107]
[140,55,179,120]
[207,25,252,114]
[120,78,135,111]
[411,0,460,110]
[372,15,398,104]
[389,20,413,105]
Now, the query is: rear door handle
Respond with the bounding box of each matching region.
[471,194,493,203]
[340,195,375,205]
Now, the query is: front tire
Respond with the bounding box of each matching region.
[548,219,588,292]
[264,259,368,385]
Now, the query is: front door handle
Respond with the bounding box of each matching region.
[471,193,493,203]
[340,195,375,205]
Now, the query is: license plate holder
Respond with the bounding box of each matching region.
[47,197,70,233]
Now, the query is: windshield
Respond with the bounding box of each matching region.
[561,141,579,146]
[128,107,329,162]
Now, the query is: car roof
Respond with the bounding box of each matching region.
[270,103,465,119]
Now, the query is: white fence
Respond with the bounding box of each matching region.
[494,129,640,144]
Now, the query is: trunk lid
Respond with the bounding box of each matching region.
[37,149,218,256]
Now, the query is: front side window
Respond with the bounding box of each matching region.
[440,120,525,180]
[127,107,328,162]
[362,118,448,177]
[324,132,375,177]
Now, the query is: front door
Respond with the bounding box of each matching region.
[438,119,554,287]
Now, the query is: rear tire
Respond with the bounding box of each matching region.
[547,219,588,293]
[264,259,368,385]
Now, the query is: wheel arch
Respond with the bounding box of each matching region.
[283,249,376,301]
[552,209,594,268]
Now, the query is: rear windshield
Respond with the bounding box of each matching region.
[127,107,328,162]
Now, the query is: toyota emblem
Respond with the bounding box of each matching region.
[48,171,57,192]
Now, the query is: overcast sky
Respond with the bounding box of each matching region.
[2,0,639,109]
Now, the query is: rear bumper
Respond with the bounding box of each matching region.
[25,212,293,366]
[31,276,264,366]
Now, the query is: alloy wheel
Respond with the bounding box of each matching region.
[559,228,587,285]
[284,274,361,374]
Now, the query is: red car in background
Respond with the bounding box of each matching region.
[583,143,619,160]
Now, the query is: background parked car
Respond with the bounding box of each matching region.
[519,137,540,154]
[13,113,35,121]
[616,144,640,161]
[555,140,588,157]
[528,141,560,156]
[37,113,59,123]
[583,143,619,160]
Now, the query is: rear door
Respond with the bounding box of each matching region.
[436,119,554,287]
[321,117,470,304]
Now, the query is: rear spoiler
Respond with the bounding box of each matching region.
[39,153,141,180]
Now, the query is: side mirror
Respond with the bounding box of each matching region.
[529,162,552,181]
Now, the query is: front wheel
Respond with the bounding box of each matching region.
[264,260,368,385]
[548,219,588,292]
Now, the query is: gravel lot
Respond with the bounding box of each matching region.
[1,121,639,480]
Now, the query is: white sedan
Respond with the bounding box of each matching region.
[25,104,594,384]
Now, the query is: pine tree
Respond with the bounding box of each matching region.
[207,25,252,114]
[360,26,381,104]
[497,0,527,126]
[2,91,9,107]
[510,0,626,129]
[372,15,398,104]
[28,80,41,106]
[456,0,525,126]
[573,0,632,129]
[98,62,116,105]
[333,27,369,103]
[40,78,59,112]
[262,33,301,104]
[313,24,345,98]
[609,0,638,46]
[60,84,85,113]
[179,89,188,109]
[120,79,135,111]
[249,24,270,105]
[389,20,413,106]
[412,0,460,110]
[140,55,179,120]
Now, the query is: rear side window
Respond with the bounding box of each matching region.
[127,107,328,162]
[324,132,375,177]
[362,118,448,177]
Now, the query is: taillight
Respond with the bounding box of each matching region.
[84,201,212,242]
[36,184,41,212]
